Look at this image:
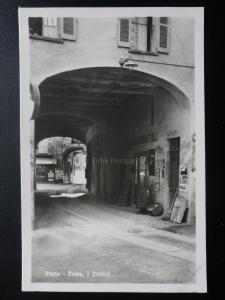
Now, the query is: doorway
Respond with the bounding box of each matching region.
[135,149,156,204]
[168,137,180,208]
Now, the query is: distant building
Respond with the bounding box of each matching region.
[36,137,86,184]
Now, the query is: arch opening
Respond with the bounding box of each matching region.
[33,66,193,223]
[35,137,88,193]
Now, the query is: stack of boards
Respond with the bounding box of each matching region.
[170,197,188,223]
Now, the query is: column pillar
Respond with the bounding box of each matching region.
[30,82,40,230]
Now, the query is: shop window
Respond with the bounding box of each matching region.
[29,17,77,41]
[135,155,147,184]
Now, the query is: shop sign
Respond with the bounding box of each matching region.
[179,166,188,192]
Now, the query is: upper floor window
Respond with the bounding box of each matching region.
[131,17,152,52]
[117,17,170,54]
[29,17,77,41]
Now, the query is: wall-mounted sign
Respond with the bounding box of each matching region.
[179,166,188,191]
[180,166,188,175]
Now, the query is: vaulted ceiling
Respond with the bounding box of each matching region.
[36,67,164,143]
[39,67,161,114]
[35,114,92,144]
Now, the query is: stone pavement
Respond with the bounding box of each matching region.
[32,186,196,283]
[36,183,195,238]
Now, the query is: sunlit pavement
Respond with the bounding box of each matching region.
[32,185,196,283]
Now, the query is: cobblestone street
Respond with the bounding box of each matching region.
[32,185,196,283]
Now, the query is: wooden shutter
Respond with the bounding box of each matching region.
[158,17,169,53]
[60,18,77,41]
[118,18,130,47]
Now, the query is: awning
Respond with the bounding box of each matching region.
[36,157,57,165]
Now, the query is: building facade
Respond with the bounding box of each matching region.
[29,16,195,223]
[36,137,86,184]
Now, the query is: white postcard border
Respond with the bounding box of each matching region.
[19,7,206,293]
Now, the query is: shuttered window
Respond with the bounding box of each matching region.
[60,18,77,41]
[158,17,169,53]
[118,18,130,47]
[43,17,59,38]
[29,17,77,42]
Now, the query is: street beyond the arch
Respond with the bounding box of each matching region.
[32,184,195,283]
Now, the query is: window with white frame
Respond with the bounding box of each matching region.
[29,17,77,41]
[130,17,152,52]
[117,17,170,54]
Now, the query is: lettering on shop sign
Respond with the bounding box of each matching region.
[128,132,158,145]
[154,168,160,192]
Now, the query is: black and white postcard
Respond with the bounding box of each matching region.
[19,7,206,293]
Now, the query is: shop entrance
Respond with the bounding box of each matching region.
[135,149,155,204]
[168,137,180,208]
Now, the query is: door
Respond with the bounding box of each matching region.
[168,137,180,208]
[135,154,147,185]
[135,150,155,203]
[147,149,155,203]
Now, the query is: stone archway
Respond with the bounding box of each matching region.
[31,66,194,222]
